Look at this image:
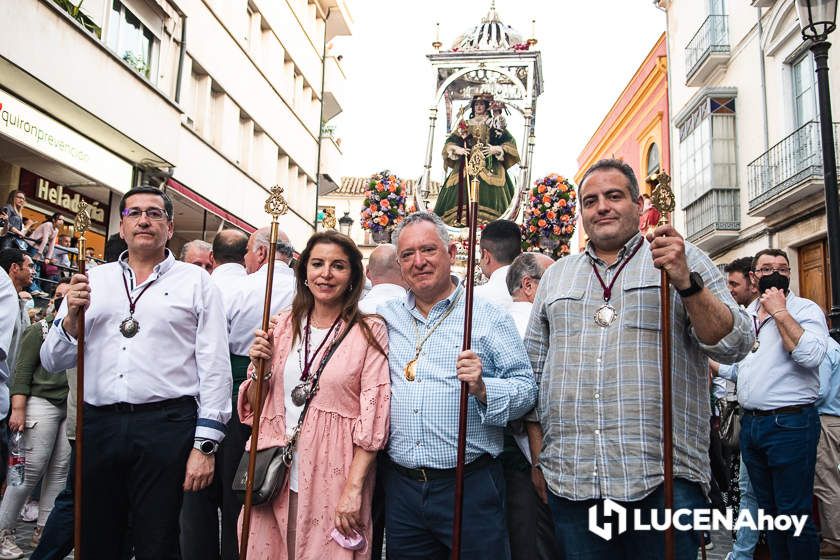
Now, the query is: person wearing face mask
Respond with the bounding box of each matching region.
[716,248,829,559]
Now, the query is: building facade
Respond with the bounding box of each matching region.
[662,0,838,310]
[575,32,671,250]
[0,0,352,256]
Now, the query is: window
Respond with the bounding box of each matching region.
[106,0,157,80]
[646,143,661,177]
[678,96,737,207]
[792,52,818,128]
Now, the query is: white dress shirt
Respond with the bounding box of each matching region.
[211,263,247,319]
[41,250,232,442]
[718,292,829,410]
[0,268,18,417]
[474,265,513,311]
[226,262,295,356]
[508,301,533,338]
[358,283,407,315]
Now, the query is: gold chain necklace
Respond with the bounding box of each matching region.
[403,288,463,381]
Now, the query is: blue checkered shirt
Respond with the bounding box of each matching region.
[379,277,537,469]
[524,233,754,501]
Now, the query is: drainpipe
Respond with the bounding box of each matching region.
[314,9,331,230]
[174,14,187,104]
[757,8,770,153]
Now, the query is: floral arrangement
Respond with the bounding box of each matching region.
[521,173,578,258]
[361,171,408,234]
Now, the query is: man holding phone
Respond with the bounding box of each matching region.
[718,248,830,559]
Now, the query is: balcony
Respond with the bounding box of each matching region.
[747,121,840,217]
[685,189,740,252]
[319,128,342,195]
[322,55,346,121]
[685,15,730,86]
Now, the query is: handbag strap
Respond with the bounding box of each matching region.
[284,317,357,455]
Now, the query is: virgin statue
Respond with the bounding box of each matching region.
[433,94,520,226]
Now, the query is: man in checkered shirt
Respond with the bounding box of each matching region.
[524,159,753,559]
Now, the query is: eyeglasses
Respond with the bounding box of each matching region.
[755,266,791,276]
[398,246,439,263]
[121,207,169,221]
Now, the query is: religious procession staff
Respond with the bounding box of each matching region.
[240,230,390,560]
[524,159,753,560]
[40,186,232,560]
[379,212,537,560]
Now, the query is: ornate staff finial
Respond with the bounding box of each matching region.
[466,146,485,203]
[651,171,674,226]
[264,185,289,222]
[74,200,91,235]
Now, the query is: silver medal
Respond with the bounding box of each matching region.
[752,339,760,353]
[291,381,312,407]
[594,304,618,328]
[119,316,140,338]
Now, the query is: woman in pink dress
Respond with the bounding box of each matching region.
[240,230,390,559]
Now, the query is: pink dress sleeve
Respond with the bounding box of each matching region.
[351,318,391,451]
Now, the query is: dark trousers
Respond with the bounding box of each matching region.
[180,407,250,560]
[504,464,561,560]
[741,406,820,560]
[384,457,511,560]
[371,453,388,560]
[83,398,196,560]
[547,478,706,560]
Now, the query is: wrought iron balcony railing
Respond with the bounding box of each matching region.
[685,15,730,80]
[747,121,840,212]
[685,188,740,242]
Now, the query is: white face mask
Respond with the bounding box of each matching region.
[23,298,34,311]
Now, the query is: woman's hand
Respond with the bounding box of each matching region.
[8,407,25,433]
[248,328,273,370]
[334,483,364,537]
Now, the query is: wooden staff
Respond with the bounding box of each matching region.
[73,201,91,559]
[239,186,289,560]
[451,145,484,560]
[650,173,677,559]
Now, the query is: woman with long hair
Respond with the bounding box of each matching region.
[239,230,390,559]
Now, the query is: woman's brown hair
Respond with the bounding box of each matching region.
[289,230,385,355]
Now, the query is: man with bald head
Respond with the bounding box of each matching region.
[359,243,407,314]
[210,229,248,279]
[180,239,213,273]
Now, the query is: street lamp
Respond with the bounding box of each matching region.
[338,211,354,237]
[796,0,840,341]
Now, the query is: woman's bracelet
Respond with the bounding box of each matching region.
[249,369,273,382]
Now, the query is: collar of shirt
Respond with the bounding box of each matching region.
[404,275,462,318]
[584,232,644,269]
[117,249,175,288]
[211,263,247,280]
[254,261,294,277]
[475,265,513,309]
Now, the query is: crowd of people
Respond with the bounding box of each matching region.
[0,157,835,560]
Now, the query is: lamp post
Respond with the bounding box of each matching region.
[796,0,840,342]
[338,211,354,237]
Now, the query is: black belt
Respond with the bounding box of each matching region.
[85,396,195,413]
[743,403,814,416]
[392,454,494,482]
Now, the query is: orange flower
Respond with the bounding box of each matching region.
[529,225,537,233]
[558,199,567,207]
[380,199,391,209]
[532,208,541,217]
[538,219,547,228]
[370,204,378,212]
[378,215,389,226]
[553,225,561,234]
[559,185,568,193]
[542,195,552,205]
[566,225,574,234]
[538,185,546,193]
[389,184,397,193]
[561,214,570,222]
[546,210,556,220]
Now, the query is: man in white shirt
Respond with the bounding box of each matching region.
[505,252,554,337]
[41,186,232,559]
[180,228,249,560]
[358,243,406,314]
[475,219,521,310]
[180,239,213,273]
[718,248,829,558]
[0,266,19,486]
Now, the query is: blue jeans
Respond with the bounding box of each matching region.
[740,405,820,560]
[384,457,511,560]
[730,456,759,560]
[546,478,706,560]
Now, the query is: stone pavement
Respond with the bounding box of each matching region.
[10,519,72,559]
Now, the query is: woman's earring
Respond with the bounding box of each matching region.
[304,280,309,287]
[348,283,353,292]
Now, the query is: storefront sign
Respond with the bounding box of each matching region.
[0,87,133,193]
[19,169,109,225]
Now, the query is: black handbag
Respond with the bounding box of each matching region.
[233,318,355,505]
[719,399,741,454]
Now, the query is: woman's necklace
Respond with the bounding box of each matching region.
[292,312,342,406]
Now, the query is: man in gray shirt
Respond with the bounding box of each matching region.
[525,159,753,559]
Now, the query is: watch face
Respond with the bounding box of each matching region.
[200,440,216,453]
[691,271,704,289]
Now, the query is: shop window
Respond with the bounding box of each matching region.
[106,0,158,81]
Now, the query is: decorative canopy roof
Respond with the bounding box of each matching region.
[451,1,525,52]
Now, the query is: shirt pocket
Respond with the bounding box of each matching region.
[544,288,585,337]
[621,276,662,332]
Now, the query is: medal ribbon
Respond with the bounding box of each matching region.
[591,240,644,303]
[753,315,773,339]
[121,274,156,318]
[300,313,342,381]
[410,288,464,362]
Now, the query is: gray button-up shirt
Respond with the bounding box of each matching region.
[524,233,753,501]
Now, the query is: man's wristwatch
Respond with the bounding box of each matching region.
[678,271,705,298]
[194,438,219,456]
